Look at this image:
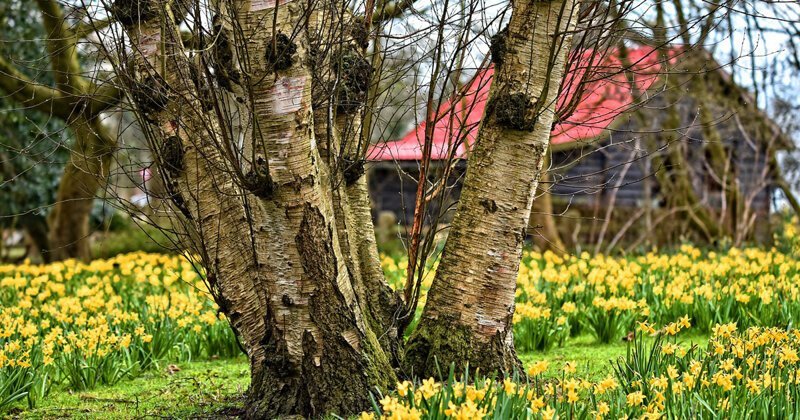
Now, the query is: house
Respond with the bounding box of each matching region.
[366,46,789,247]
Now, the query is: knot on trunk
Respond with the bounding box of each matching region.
[493,92,536,131]
[265,33,297,72]
[348,16,370,50]
[211,16,241,91]
[334,50,373,114]
[168,186,191,219]
[131,74,170,117]
[342,158,366,185]
[480,198,498,213]
[189,66,215,111]
[170,0,190,24]
[111,0,187,26]
[110,0,159,26]
[243,157,276,199]
[161,136,185,175]
[490,28,508,66]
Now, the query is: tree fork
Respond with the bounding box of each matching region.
[111,2,397,416]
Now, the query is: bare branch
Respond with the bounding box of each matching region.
[373,0,418,23]
[74,18,112,40]
[0,54,69,119]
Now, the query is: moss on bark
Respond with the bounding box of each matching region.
[403,314,522,379]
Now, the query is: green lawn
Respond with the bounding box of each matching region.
[9,358,249,419]
[9,333,708,418]
[520,332,709,381]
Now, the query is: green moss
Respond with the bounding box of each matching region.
[403,315,521,380]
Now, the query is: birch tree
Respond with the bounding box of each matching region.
[104,0,400,416]
[403,0,580,376]
[98,0,620,416]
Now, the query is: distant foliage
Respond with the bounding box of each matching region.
[0,0,69,229]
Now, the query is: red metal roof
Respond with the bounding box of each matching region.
[368,46,669,161]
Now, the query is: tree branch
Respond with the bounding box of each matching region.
[85,79,123,116]
[35,0,86,93]
[373,0,417,23]
[0,54,69,119]
[74,18,111,40]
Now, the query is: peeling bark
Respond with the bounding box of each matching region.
[404,0,578,377]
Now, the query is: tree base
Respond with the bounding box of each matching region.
[402,315,522,380]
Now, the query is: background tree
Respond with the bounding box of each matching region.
[0,0,120,261]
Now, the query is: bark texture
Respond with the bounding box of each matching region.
[311,9,404,366]
[116,2,395,417]
[404,0,578,377]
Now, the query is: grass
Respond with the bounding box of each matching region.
[8,332,710,417]
[8,357,249,419]
[519,332,709,381]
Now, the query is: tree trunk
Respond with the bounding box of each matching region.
[310,8,404,365]
[21,214,50,263]
[694,74,739,237]
[117,3,395,417]
[404,0,578,377]
[315,113,403,367]
[47,117,114,261]
[531,158,566,252]
[769,150,800,217]
[345,174,404,362]
[650,102,723,243]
